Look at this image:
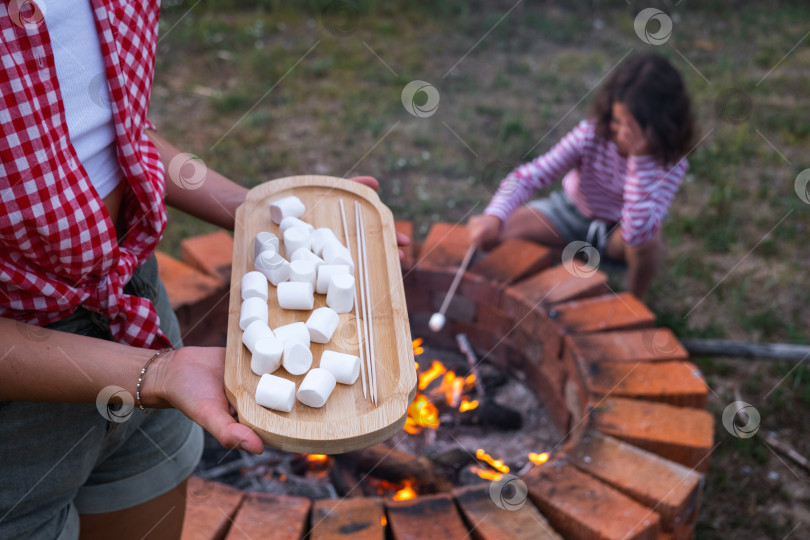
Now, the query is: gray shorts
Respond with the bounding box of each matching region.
[0,254,203,540]
[528,190,614,252]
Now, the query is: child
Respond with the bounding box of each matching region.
[468,53,694,298]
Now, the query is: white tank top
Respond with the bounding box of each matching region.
[44,1,123,199]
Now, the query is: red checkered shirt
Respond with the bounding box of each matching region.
[0,0,172,349]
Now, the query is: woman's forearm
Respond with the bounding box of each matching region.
[0,316,158,404]
[147,130,248,230]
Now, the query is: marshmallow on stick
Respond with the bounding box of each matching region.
[269,196,305,225]
[320,350,360,384]
[297,368,336,408]
[255,373,295,412]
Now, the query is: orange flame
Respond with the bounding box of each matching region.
[476,449,510,474]
[459,399,479,412]
[529,452,549,465]
[307,454,328,463]
[404,394,440,434]
[393,480,417,500]
[418,360,447,391]
[381,515,388,526]
[471,466,503,481]
[412,338,424,356]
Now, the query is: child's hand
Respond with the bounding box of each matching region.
[468,214,502,247]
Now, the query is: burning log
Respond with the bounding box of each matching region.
[337,444,454,493]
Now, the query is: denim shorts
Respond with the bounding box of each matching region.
[0,254,204,540]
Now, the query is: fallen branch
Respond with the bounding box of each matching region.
[764,434,810,475]
[682,339,810,363]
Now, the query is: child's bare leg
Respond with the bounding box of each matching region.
[500,206,567,247]
[606,227,662,299]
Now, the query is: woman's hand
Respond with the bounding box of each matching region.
[149,347,265,454]
[468,214,502,247]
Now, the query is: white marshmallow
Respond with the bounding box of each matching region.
[289,259,316,288]
[310,228,339,257]
[297,368,336,408]
[428,312,446,332]
[254,232,279,259]
[322,241,355,273]
[316,264,350,295]
[269,196,305,225]
[240,296,268,331]
[283,226,311,257]
[273,321,310,347]
[251,337,283,375]
[282,342,312,375]
[242,320,276,353]
[291,248,324,272]
[255,251,291,286]
[279,216,314,235]
[319,350,360,385]
[306,307,339,344]
[326,274,355,314]
[241,271,268,301]
[255,373,295,412]
[277,281,314,310]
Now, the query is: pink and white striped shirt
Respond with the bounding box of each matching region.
[485,119,688,246]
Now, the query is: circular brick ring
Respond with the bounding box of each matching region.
[175,223,714,540]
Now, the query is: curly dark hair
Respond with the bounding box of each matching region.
[591,53,695,166]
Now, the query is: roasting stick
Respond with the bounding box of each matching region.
[429,244,476,332]
[339,199,368,399]
[357,203,378,405]
[354,201,377,406]
[353,202,375,405]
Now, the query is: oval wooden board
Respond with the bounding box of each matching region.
[225,175,417,454]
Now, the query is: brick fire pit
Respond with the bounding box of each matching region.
[162,222,714,540]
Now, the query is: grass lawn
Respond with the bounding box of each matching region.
[152,2,810,537]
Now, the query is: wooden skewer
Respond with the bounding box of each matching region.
[357,203,378,405]
[438,244,476,317]
[354,202,375,405]
[339,199,368,399]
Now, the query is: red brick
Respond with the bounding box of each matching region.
[507,264,610,308]
[458,271,501,307]
[395,221,415,271]
[453,483,564,540]
[415,222,471,272]
[156,251,224,310]
[524,461,661,539]
[474,303,514,338]
[550,293,656,334]
[565,328,688,366]
[386,493,470,540]
[590,397,715,472]
[224,492,309,540]
[181,477,245,540]
[585,361,708,408]
[181,231,234,282]
[469,239,553,286]
[569,431,702,532]
[310,497,385,540]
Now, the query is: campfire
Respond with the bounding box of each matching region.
[196,334,559,500]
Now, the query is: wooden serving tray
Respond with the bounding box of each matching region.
[225,175,417,454]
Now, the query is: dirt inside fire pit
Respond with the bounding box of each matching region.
[195,337,560,500]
